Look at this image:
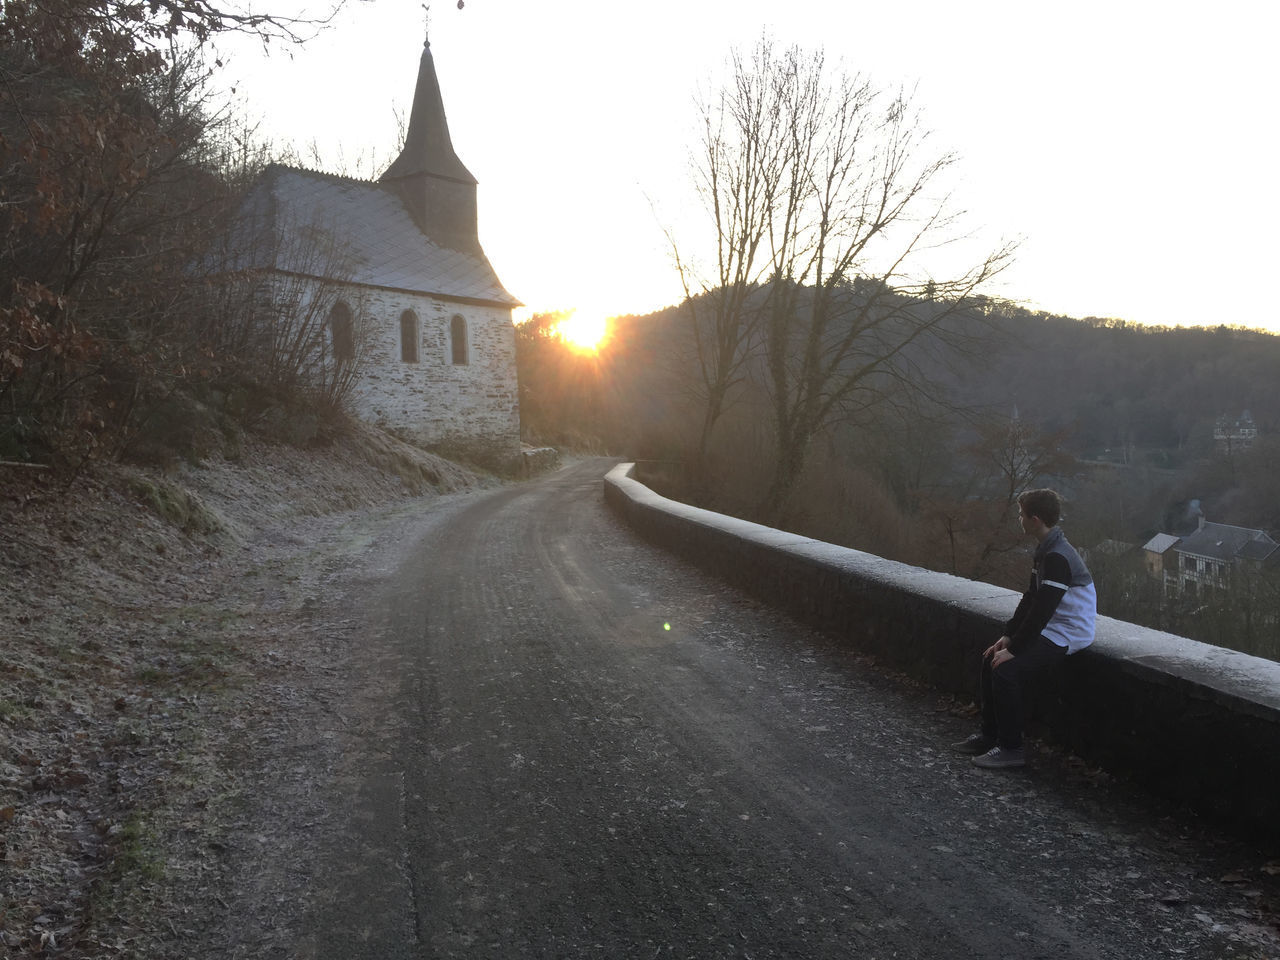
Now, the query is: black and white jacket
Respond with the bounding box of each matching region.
[1005,527,1097,655]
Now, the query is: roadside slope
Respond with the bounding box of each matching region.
[0,421,484,958]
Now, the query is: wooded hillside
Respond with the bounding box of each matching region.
[518,299,1280,658]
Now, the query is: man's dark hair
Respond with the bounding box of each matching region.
[1018,488,1062,528]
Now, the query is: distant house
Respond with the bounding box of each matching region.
[1141,532,1180,581]
[1142,518,1279,597]
[221,38,521,465]
[1214,410,1257,453]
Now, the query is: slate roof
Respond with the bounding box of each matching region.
[1239,538,1279,563]
[1176,522,1278,563]
[223,164,519,307]
[1142,533,1181,554]
[381,42,475,185]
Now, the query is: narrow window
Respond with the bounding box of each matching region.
[330,301,355,361]
[400,310,420,363]
[450,314,468,365]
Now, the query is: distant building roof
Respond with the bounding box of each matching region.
[219,164,520,308]
[1143,533,1181,554]
[1239,539,1280,563]
[1176,521,1278,563]
[1090,539,1137,558]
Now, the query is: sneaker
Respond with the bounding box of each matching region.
[951,733,996,755]
[971,746,1026,769]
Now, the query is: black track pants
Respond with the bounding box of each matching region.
[980,635,1068,750]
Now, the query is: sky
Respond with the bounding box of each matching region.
[214,0,1280,332]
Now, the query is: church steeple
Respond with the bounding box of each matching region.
[380,38,479,251]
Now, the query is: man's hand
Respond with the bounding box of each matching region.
[991,647,1015,668]
[982,635,1010,660]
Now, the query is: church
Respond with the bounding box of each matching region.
[231,39,521,465]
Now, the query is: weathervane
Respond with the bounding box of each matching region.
[421,0,466,45]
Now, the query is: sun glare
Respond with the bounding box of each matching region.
[555,311,609,353]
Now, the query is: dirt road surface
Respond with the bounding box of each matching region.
[203,457,1278,960]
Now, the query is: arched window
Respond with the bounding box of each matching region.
[450,314,468,365]
[400,310,420,363]
[329,301,355,361]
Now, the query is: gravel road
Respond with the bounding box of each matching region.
[273,458,1276,960]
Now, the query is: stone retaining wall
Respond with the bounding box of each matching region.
[604,462,1280,840]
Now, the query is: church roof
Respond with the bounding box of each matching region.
[224,165,519,307]
[381,41,475,185]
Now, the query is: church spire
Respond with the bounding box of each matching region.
[382,38,475,184]
[380,38,479,250]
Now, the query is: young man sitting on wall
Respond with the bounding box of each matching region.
[953,488,1097,769]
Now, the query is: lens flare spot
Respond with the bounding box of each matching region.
[663,622,671,631]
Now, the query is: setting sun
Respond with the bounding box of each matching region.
[555,311,609,353]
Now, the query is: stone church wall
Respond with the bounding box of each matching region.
[259,273,519,466]
[347,286,519,464]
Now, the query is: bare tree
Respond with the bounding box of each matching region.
[668,42,792,489]
[962,416,1077,580]
[0,0,340,462]
[198,207,369,403]
[677,39,1014,523]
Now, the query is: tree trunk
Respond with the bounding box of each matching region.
[689,385,729,505]
[758,432,811,526]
